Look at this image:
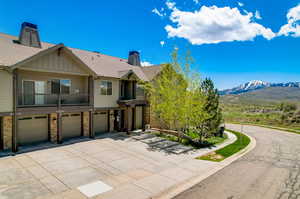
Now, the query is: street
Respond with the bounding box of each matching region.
[174,124,300,199]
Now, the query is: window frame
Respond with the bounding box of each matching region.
[50,79,71,95]
[100,80,113,96]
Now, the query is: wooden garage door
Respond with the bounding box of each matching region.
[135,106,143,129]
[94,112,108,134]
[62,113,81,140]
[18,115,48,146]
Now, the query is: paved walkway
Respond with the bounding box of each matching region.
[174,124,300,199]
[0,131,236,199]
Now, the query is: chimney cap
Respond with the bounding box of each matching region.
[129,51,140,56]
[21,22,38,29]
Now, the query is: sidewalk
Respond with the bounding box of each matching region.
[0,131,238,199]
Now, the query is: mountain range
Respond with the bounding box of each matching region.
[219,80,300,95]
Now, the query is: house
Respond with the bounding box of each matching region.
[0,22,163,152]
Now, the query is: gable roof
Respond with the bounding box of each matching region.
[141,65,164,81]
[0,32,163,81]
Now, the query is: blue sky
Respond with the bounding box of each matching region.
[0,0,300,89]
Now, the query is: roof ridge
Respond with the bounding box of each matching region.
[0,31,129,62]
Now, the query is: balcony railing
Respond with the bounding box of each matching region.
[17,93,90,107]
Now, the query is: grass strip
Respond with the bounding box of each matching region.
[197,129,250,162]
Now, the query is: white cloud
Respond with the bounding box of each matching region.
[238,2,244,7]
[160,41,165,46]
[255,10,262,19]
[141,61,153,66]
[152,8,164,17]
[166,1,176,10]
[165,5,275,45]
[278,4,300,37]
[193,0,199,4]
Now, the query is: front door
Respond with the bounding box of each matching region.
[114,110,121,131]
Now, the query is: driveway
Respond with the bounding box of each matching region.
[0,132,235,199]
[174,124,300,199]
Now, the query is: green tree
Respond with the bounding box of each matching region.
[144,49,222,144]
[200,78,223,136]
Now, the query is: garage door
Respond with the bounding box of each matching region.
[94,112,108,134]
[18,115,48,146]
[62,113,81,140]
[135,106,143,129]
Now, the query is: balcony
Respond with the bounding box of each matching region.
[17,93,90,108]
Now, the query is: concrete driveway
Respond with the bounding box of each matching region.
[174,124,300,199]
[0,132,235,199]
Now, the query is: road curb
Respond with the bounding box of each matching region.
[153,131,256,199]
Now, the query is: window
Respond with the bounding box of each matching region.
[60,80,71,94]
[100,81,112,95]
[51,79,71,94]
[136,84,145,97]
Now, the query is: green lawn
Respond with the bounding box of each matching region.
[197,129,251,162]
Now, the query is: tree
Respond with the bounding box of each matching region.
[200,78,222,136]
[144,48,222,145]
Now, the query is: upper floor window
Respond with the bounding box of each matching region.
[136,84,144,97]
[51,79,71,94]
[100,81,112,95]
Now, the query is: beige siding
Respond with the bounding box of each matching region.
[94,78,119,108]
[20,50,89,76]
[18,70,88,94]
[0,70,13,112]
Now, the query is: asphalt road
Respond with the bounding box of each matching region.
[173,124,300,199]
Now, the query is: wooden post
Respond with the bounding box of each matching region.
[81,112,84,137]
[89,111,94,138]
[12,69,18,152]
[57,112,62,144]
[125,107,129,133]
[132,107,136,131]
[47,114,51,142]
[107,110,110,132]
[88,76,94,107]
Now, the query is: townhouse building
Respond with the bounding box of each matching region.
[0,22,162,152]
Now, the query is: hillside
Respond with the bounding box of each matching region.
[220,80,300,95]
[221,86,300,105]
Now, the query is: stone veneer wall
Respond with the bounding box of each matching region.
[83,112,90,137]
[50,113,58,143]
[109,110,114,132]
[2,116,12,150]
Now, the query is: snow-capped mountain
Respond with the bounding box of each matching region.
[219,80,300,95]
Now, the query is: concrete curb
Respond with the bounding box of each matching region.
[153,131,257,199]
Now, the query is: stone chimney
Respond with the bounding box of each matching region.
[128,51,141,66]
[18,22,41,48]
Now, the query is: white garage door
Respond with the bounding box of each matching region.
[62,113,81,140]
[18,115,48,146]
[94,112,108,134]
[135,106,143,129]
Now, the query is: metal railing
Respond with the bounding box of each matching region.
[17,93,89,107]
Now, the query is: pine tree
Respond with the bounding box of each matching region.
[200,78,223,136]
